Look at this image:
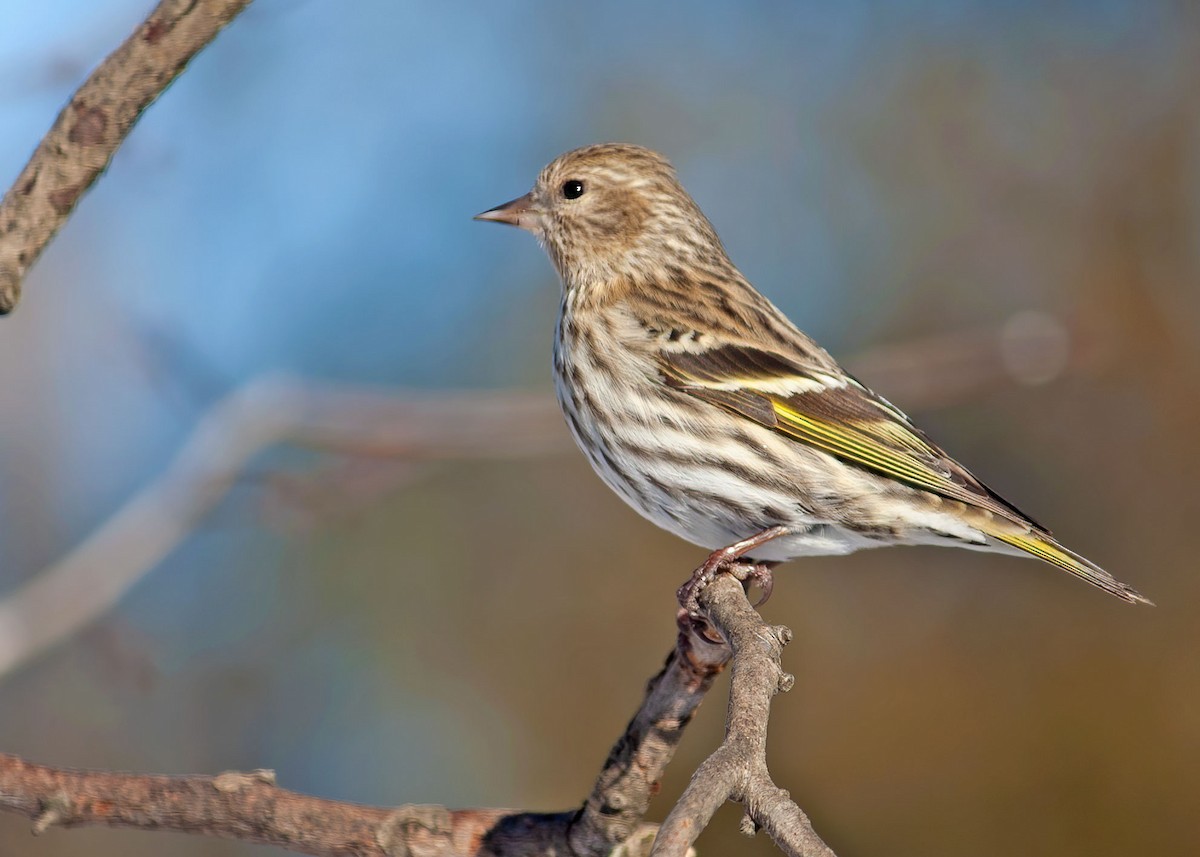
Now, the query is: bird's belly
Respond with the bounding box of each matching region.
[643,501,888,561]
[577,438,885,560]
[553,341,888,561]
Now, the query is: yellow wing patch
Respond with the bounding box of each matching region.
[658,345,1040,525]
[656,344,1151,604]
[986,531,1152,604]
[772,402,937,483]
[769,399,978,505]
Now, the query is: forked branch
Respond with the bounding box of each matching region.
[0,603,736,856]
[0,573,835,856]
[652,576,836,857]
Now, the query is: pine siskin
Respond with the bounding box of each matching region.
[476,143,1149,607]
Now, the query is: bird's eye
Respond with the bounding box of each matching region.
[561,180,585,200]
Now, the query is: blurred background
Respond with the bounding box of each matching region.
[2,2,1198,855]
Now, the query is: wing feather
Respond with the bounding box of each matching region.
[658,343,1044,528]
[655,340,1150,604]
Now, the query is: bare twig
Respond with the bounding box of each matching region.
[0,619,732,856]
[652,576,836,857]
[0,0,254,314]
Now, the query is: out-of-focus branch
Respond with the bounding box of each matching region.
[0,613,732,856]
[0,379,564,681]
[0,313,1087,681]
[848,310,1086,407]
[0,0,253,314]
[652,576,835,857]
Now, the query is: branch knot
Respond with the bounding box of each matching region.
[377,805,455,857]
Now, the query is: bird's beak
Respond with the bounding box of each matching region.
[474,192,540,232]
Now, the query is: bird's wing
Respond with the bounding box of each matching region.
[656,341,1152,604]
[656,342,1043,528]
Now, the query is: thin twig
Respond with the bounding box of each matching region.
[0,0,254,314]
[651,576,836,857]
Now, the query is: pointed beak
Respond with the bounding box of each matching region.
[474,192,540,231]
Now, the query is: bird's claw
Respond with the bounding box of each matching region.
[741,562,775,606]
[678,560,775,610]
[677,527,788,619]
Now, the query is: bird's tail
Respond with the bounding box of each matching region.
[986,530,1153,605]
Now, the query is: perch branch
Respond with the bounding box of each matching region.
[0,0,254,314]
[0,617,734,856]
[651,576,836,857]
[567,615,732,855]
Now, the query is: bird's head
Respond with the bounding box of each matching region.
[476,143,729,293]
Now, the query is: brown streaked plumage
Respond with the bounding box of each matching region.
[476,143,1150,606]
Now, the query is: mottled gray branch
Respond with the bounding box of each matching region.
[0,0,254,314]
[0,618,731,856]
[651,576,837,857]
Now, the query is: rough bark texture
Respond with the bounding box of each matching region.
[0,576,838,856]
[0,622,728,856]
[651,576,836,857]
[567,623,731,855]
[0,0,254,314]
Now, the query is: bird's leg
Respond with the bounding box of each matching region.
[677,526,789,620]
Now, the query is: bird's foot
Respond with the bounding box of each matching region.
[676,526,788,620]
[740,561,778,607]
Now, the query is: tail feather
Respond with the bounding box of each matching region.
[987,531,1153,605]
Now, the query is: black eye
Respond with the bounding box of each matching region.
[561,180,585,199]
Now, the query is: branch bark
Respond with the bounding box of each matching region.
[0,615,734,857]
[0,0,254,314]
[651,577,835,857]
[0,573,837,856]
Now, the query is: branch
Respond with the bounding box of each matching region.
[0,0,254,314]
[0,378,564,681]
[652,577,836,857]
[0,618,731,856]
[568,619,731,855]
[0,575,837,856]
[0,754,565,856]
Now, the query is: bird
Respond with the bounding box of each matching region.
[475,143,1149,610]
